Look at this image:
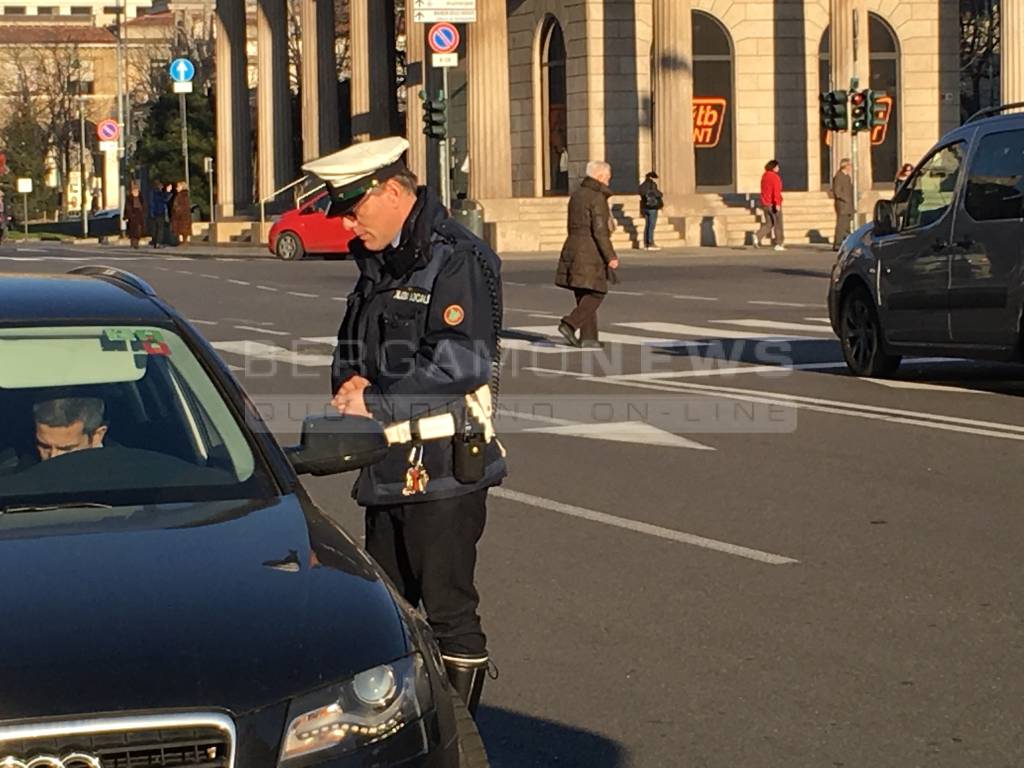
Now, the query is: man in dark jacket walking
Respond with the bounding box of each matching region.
[308,136,506,719]
[831,158,855,251]
[638,171,663,250]
[148,180,168,248]
[555,160,619,348]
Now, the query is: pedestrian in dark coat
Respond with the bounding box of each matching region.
[162,182,177,246]
[555,160,619,347]
[125,182,145,248]
[149,180,168,248]
[638,171,663,250]
[831,158,855,251]
[170,181,192,245]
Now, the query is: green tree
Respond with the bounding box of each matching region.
[132,92,215,220]
[0,96,58,220]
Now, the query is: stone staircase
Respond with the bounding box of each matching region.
[482,189,891,252]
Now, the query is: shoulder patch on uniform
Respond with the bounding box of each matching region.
[443,304,465,326]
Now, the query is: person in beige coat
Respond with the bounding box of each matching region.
[554,161,620,347]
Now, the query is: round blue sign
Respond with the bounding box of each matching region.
[169,58,196,83]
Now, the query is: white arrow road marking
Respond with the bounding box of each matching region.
[503,410,714,450]
[491,488,799,565]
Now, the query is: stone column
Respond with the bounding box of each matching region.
[828,0,854,176]
[1002,0,1024,104]
[257,0,295,204]
[404,18,428,182]
[215,0,251,217]
[652,0,695,198]
[350,0,393,141]
[467,0,513,199]
[300,0,340,160]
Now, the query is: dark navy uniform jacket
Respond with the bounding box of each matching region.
[331,187,507,507]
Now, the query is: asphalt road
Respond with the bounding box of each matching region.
[4,241,1023,768]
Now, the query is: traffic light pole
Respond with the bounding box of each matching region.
[850,78,859,218]
[439,67,451,210]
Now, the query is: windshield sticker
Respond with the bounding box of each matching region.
[101,329,172,367]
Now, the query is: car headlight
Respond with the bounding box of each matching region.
[279,654,433,762]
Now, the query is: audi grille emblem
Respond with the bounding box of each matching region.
[0,755,102,768]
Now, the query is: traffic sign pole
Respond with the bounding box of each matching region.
[180,94,190,189]
[441,69,450,209]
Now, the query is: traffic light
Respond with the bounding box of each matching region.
[850,90,868,133]
[421,90,447,140]
[866,89,889,127]
[819,90,849,132]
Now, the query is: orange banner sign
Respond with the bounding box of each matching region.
[870,95,893,145]
[693,98,728,149]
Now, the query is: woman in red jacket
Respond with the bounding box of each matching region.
[755,160,785,251]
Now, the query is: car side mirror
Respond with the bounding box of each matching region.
[285,415,388,476]
[873,199,897,236]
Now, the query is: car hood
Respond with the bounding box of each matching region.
[0,495,410,721]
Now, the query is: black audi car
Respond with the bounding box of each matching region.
[0,267,488,767]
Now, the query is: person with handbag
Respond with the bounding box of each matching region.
[638,171,664,250]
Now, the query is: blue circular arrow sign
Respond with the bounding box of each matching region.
[169,58,196,83]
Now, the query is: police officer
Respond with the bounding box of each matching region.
[304,136,506,718]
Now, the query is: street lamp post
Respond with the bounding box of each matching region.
[115,0,126,232]
[78,71,88,239]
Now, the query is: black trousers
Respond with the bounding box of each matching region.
[366,488,488,656]
[564,288,606,341]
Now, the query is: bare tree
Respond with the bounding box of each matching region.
[961,0,1000,122]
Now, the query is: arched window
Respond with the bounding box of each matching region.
[818,16,901,188]
[692,11,734,190]
[818,29,830,187]
[539,17,568,195]
[869,13,900,185]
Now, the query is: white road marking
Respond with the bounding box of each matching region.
[617,321,811,341]
[506,325,698,350]
[804,317,832,323]
[491,488,799,565]
[189,319,219,326]
[15,247,47,254]
[528,313,562,320]
[300,336,337,345]
[256,285,278,292]
[288,291,319,298]
[501,409,714,451]
[505,281,527,287]
[614,289,646,296]
[552,372,1024,442]
[673,294,719,302]
[749,300,820,308]
[211,340,332,367]
[864,378,997,396]
[177,269,194,275]
[332,296,347,302]
[712,318,835,334]
[232,325,290,336]
[228,279,251,286]
[200,273,219,279]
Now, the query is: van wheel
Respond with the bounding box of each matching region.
[275,232,304,261]
[455,698,489,768]
[840,287,901,377]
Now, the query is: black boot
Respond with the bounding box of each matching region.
[443,653,488,717]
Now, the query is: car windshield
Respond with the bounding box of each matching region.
[0,324,275,509]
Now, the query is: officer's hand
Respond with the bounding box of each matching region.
[332,376,373,417]
[608,258,620,270]
[339,375,370,395]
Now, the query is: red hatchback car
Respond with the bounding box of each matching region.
[267,192,356,260]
